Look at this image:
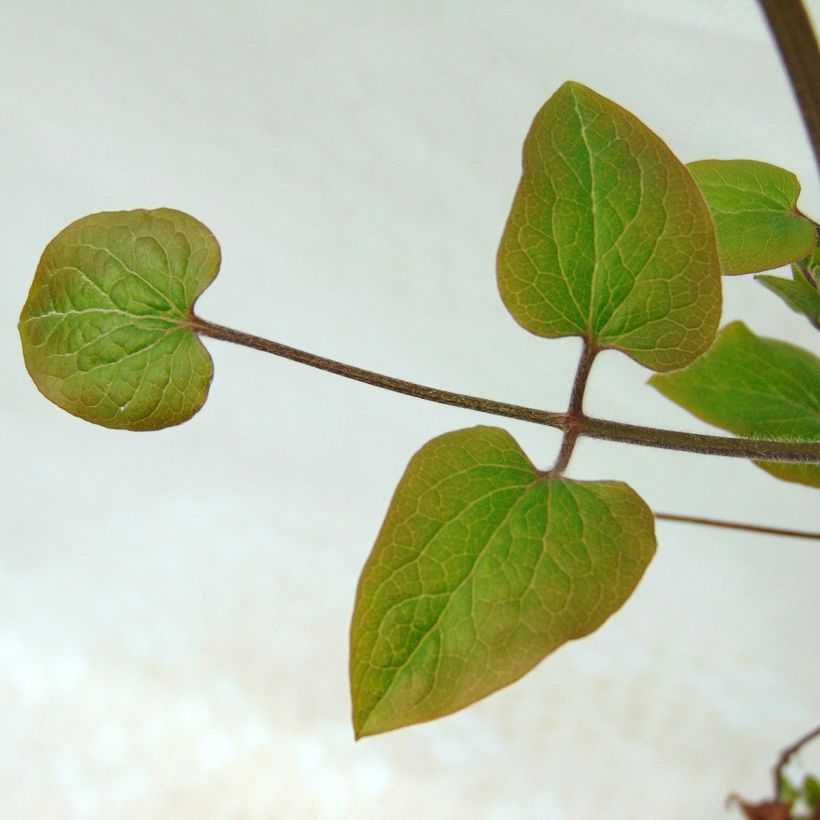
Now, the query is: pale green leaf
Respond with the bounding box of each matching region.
[779,774,799,805]
[350,426,656,738]
[756,265,820,330]
[807,243,820,288]
[497,81,721,372]
[804,775,820,808]
[650,322,820,488]
[19,209,219,430]
[687,159,815,275]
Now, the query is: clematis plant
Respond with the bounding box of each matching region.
[18,76,818,739]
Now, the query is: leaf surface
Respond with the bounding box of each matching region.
[687,159,815,275]
[650,322,820,487]
[756,265,820,329]
[19,209,218,430]
[497,81,721,372]
[350,426,656,738]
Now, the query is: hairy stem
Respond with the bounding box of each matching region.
[190,315,563,426]
[654,512,819,541]
[191,316,819,465]
[548,339,598,474]
[759,0,820,166]
[578,415,819,462]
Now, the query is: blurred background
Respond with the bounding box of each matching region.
[1,1,818,817]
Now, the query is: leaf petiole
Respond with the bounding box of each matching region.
[189,314,819,466]
[654,512,819,541]
[546,339,598,476]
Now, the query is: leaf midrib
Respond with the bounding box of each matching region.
[67,240,187,317]
[570,88,598,338]
[358,479,537,733]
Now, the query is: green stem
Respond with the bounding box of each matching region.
[190,316,819,465]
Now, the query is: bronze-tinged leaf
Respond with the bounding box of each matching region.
[350,426,655,737]
[498,81,721,372]
[19,209,219,430]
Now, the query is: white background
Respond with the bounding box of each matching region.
[1,2,818,818]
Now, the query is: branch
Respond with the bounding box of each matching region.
[579,415,819,462]
[190,315,564,426]
[773,723,820,799]
[759,0,820,166]
[654,512,820,541]
[191,316,819,465]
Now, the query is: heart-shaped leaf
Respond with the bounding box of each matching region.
[650,322,820,488]
[497,81,721,372]
[19,209,219,430]
[350,426,656,738]
[687,159,816,275]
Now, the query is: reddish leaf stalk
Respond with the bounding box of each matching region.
[547,339,598,475]
[190,315,819,466]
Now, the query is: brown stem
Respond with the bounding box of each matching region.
[190,316,820,465]
[773,724,820,799]
[190,315,564,427]
[654,512,820,541]
[579,415,820,462]
[548,339,598,474]
[759,0,820,167]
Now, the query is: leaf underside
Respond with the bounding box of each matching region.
[19,208,219,430]
[687,159,816,275]
[650,322,820,488]
[350,426,656,738]
[497,81,721,372]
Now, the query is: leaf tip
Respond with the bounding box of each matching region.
[557,79,590,96]
[351,712,379,741]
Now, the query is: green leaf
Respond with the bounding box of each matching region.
[803,774,820,808]
[779,774,799,804]
[650,322,820,488]
[687,159,815,275]
[497,81,721,372]
[807,243,820,288]
[756,265,820,330]
[350,426,656,738]
[19,209,219,431]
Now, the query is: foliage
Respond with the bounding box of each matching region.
[497,82,720,371]
[756,245,820,330]
[18,209,218,430]
[18,81,818,738]
[687,159,815,275]
[650,322,820,488]
[349,426,654,737]
[730,725,820,819]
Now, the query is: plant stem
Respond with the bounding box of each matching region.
[579,415,818,462]
[759,0,820,166]
[190,316,819,465]
[773,724,820,799]
[190,315,564,426]
[654,512,819,541]
[548,339,598,474]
